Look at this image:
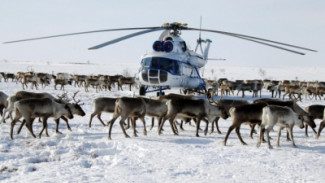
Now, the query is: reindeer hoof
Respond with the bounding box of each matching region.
[222,141,227,146]
[268,145,273,149]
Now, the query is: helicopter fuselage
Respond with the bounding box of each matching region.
[135,34,208,91]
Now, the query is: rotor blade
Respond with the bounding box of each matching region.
[88,28,164,50]
[231,34,306,55]
[3,27,161,44]
[208,58,226,61]
[187,27,317,52]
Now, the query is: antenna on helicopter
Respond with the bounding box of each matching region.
[195,16,204,55]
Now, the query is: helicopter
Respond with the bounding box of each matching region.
[4,22,317,96]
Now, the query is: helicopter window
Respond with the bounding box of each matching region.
[174,62,180,74]
[160,58,169,71]
[142,58,151,69]
[181,41,187,52]
[151,58,159,69]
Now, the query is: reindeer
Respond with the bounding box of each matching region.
[84,78,103,92]
[35,72,54,88]
[89,97,117,127]
[256,105,304,149]
[140,98,168,130]
[10,98,73,139]
[56,72,73,80]
[54,78,72,90]
[118,76,136,91]
[282,85,306,101]
[1,91,57,123]
[108,75,123,89]
[254,98,316,138]
[21,75,41,90]
[317,109,325,139]
[160,97,228,137]
[0,91,8,116]
[305,105,325,138]
[223,102,268,146]
[15,91,85,135]
[107,97,147,140]
[211,99,249,134]
[73,74,89,87]
[3,73,15,82]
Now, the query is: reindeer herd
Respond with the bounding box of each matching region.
[0,88,325,149]
[0,71,136,92]
[0,70,325,149]
[205,78,325,101]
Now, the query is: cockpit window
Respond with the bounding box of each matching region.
[151,57,159,69]
[142,58,151,69]
[141,57,180,75]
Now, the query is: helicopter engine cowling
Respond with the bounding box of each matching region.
[153,41,163,51]
[163,41,173,52]
[153,40,174,52]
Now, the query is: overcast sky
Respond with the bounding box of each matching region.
[1,0,324,68]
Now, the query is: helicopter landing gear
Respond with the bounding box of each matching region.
[139,86,167,96]
[157,86,165,96]
[139,85,147,96]
[157,92,165,96]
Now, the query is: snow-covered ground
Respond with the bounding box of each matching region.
[0,60,325,183]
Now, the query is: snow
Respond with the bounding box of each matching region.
[1,59,325,183]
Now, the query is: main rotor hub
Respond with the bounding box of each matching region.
[162,22,188,36]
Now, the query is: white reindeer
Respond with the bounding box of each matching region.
[257,105,304,149]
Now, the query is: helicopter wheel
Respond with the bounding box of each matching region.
[139,85,146,96]
[157,92,165,96]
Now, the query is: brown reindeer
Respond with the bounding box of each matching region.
[10,98,73,139]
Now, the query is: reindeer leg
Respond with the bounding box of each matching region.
[54,118,63,134]
[223,125,236,146]
[97,113,106,126]
[131,118,138,137]
[39,117,49,138]
[276,127,283,147]
[119,118,130,138]
[316,121,325,139]
[10,114,22,140]
[289,126,296,148]
[215,117,222,134]
[203,118,209,136]
[266,127,273,149]
[107,117,117,140]
[88,113,96,128]
[235,126,247,145]
[26,117,36,138]
[305,125,309,137]
[256,125,265,148]
[158,118,167,135]
[172,120,179,134]
[210,119,215,134]
[17,119,26,134]
[140,117,147,136]
[150,117,155,130]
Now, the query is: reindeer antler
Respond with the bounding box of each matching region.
[57,91,71,103]
[72,91,84,105]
